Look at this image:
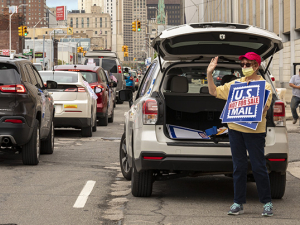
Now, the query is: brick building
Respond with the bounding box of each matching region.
[0,9,24,54]
[0,0,48,28]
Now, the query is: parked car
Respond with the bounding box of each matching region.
[104,70,117,108]
[83,50,126,104]
[118,22,288,198]
[33,62,44,71]
[54,65,116,125]
[39,71,97,137]
[130,70,140,90]
[0,55,57,165]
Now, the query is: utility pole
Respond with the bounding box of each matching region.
[43,35,45,69]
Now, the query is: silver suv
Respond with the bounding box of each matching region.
[119,23,288,198]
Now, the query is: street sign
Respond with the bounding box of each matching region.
[34,52,45,58]
[23,49,33,56]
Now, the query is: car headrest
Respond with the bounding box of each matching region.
[200,86,209,94]
[221,75,237,85]
[170,76,188,93]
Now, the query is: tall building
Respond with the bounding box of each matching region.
[78,0,104,13]
[68,5,112,50]
[0,0,48,28]
[191,0,300,88]
[104,0,117,51]
[147,0,183,26]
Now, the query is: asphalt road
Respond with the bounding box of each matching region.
[0,103,299,225]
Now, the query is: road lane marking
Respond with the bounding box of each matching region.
[73,180,96,208]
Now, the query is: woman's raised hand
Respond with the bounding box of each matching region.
[207,56,218,74]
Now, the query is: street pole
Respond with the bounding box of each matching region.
[33,27,35,62]
[9,14,12,56]
[43,35,45,69]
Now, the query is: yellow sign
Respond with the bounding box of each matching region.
[64,104,77,108]
[67,27,73,35]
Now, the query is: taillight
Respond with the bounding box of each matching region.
[217,77,221,80]
[130,76,134,80]
[273,101,285,126]
[64,88,77,92]
[142,99,158,124]
[4,119,23,123]
[271,77,275,81]
[118,65,122,73]
[91,85,103,93]
[143,156,163,160]
[136,78,139,82]
[0,84,26,93]
[78,87,86,92]
[267,158,286,162]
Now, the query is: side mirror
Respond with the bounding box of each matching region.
[46,80,57,89]
[119,89,133,101]
[94,86,102,94]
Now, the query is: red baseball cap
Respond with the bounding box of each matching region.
[239,52,261,66]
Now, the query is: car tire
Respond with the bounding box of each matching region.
[81,118,93,137]
[97,110,108,126]
[92,114,97,132]
[108,108,114,123]
[269,172,286,199]
[131,158,153,197]
[120,133,132,180]
[22,119,40,165]
[40,121,54,154]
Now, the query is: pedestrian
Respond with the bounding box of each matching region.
[206,52,274,216]
[124,68,135,93]
[289,68,300,124]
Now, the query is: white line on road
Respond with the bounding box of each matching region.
[73,180,96,208]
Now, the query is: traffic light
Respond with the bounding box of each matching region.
[137,20,141,32]
[83,51,87,56]
[124,52,128,57]
[18,26,23,36]
[81,47,84,53]
[124,45,128,52]
[77,47,81,53]
[122,46,125,52]
[132,21,136,32]
[23,26,28,36]
[134,58,136,61]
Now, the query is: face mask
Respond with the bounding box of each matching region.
[242,67,254,77]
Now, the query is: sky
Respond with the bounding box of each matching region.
[47,0,78,11]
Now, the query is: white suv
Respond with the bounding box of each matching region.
[119,22,288,198]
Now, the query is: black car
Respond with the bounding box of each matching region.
[0,55,57,165]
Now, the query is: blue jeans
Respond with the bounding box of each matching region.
[228,129,272,204]
[290,96,300,120]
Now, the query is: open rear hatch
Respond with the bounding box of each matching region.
[152,22,283,62]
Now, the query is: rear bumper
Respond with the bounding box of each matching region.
[54,117,91,129]
[135,152,288,174]
[0,116,33,146]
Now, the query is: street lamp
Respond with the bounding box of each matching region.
[49,29,63,69]
[9,4,27,56]
[33,17,48,63]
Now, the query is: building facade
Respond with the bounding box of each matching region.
[78,0,104,13]
[187,0,300,88]
[146,0,183,26]
[68,6,112,50]
[0,0,48,28]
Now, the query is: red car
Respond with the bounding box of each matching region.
[54,65,116,126]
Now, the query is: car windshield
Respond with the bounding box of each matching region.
[34,64,43,71]
[102,59,117,73]
[0,63,19,84]
[40,72,78,83]
[80,72,98,83]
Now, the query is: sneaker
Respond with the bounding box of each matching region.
[228,203,244,215]
[262,202,273,217]
[293,118,298,124]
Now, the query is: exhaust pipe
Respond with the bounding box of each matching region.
[2,138,10,144]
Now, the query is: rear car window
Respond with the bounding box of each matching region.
[0,63,19,84]
[34,64,43,71]
[81,72,98,83]
[40,72,78,83]
[84,58,100,66]
[102,59,117,73]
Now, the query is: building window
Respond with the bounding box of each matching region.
[105,17,107,27]
[95,18,97,27]
[95,31,97,34]
[100,17,102,27]
[81,18,84,28]
[70,18,73,27]
[105,31,107,34]
[87,18,89,28]
[76,18,78,28]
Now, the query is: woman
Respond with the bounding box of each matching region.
[206,52,273,217]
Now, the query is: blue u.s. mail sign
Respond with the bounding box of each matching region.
[222,80,266,123]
